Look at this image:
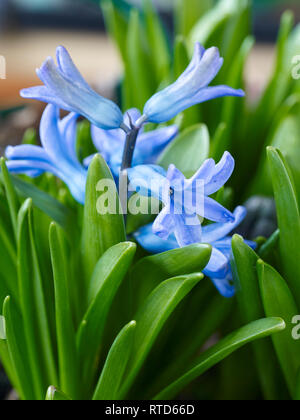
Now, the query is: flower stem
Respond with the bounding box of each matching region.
[121,126,140,171]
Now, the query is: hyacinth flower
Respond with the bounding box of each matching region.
[142,43,245,125]
[133,207,256,297]
[5,104,87,204]
[85,108,178,178]
[128,152,235,248]
[20,46,124,130]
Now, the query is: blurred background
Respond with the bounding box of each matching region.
[0,0,299,145]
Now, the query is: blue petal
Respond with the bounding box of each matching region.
[20,86,71,111]
[91,124,124,162]
[166,164,185,186]
[31,53,123,130]
[40,105,69,162]
[202,206,247,243]
[134,224,179,254]
[143,46,224,124]
[127,165,167,201]
[5,159,56,176]
[134,125,178,164]
[192,85,245,105]
[210,275,236,298]
[203,247,229,279]
[83,154,95,168]
[203,196,235,223]
[124,108,142,127]
[152,206,174,240]
[6,144,51,163]
[58,111,81,167]
[56,46,93,91]
[172,213,202,247]
[204,152,235,195]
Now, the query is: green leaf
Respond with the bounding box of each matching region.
[17,199,58,399]
[119,273,204,398]
[296,371,300,401]
[49,223,79,400]
[154,317,286,400]
[143,0,170,82]
[173,36,189,80]
[46,386,72,401]
[157,124,210,177]
[232,235,284,400]
[101,0,129,63]
[0,159,19,240]
[220,36,254,150]
[257,260,300,397]
[81,154,126,283]
[175,0,213,37]
[77,242,136,392]
[189,0,239,49]
[93,321,136,400]
[130,243,211,312]
[3,296,34,400]
[267,147,300,305]
[9,175,75,236]
[125,8,155,111]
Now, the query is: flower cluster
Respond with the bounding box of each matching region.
[4,43,253,296]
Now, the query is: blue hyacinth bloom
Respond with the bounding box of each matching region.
[143,43,245,124]
[5,104,87,204]
[127,152,235,248]
[85,109,178,178]
[133,207,256,297]
[20,46,124,130]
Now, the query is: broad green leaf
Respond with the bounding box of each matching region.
[0,159,19,239]
[77,242,136,391]
[46,386,71,401]
[119,273,204,397]
[49,223,79,400]
[130,244,212,312]
[93,321,136,400]
[158,124,210,177]
[17,199,58,399]
[154,317,286,400]
[81,154,126,283]
[150,292,232,397]
[232,235,283,400]
[3,296,34,400]
[257,260,300,397]
[267,147,300,305]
